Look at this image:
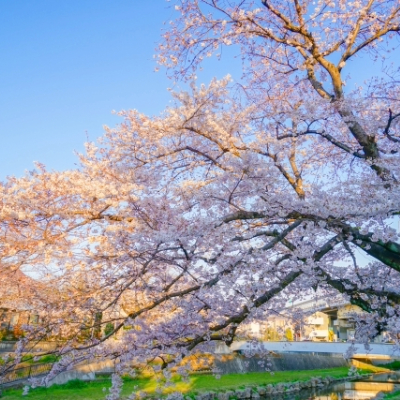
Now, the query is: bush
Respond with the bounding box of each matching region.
[0,328,16,341]
[285,328,293,341]
[13,324,24,339]
[263,327,281,341]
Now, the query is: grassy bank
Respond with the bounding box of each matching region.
[384,390,400,399]
[1,367,373,400]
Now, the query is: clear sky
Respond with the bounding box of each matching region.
[0,1,394,181]
[0,1,182,180]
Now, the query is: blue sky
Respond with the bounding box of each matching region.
[0,1,394,180]
[0,1,179,179]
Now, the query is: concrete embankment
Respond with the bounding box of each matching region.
[217,341,397,359]
[215,353,348,374]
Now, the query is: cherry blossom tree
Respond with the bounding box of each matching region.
[155,0,400,323]
[1,0,400,397]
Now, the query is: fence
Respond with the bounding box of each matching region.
[0,342,15,352]
[0,363,53,385]
[0,341,62,353]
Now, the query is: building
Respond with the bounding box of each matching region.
[0,269,43,338]
[241,296,388,343]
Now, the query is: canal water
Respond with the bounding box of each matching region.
[261,372,400,400]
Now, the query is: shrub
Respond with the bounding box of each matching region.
[285,328,293,341]
[13,324,24,339]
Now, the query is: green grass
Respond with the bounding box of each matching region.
[0,367,364,400]
[381,361,400,371]
[20,354,59,365]
[384,389,400,399]
[1,354,59,367]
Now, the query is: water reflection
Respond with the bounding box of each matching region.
[262,374,400,399]
[343,381,395,399]
[363,371,400,383]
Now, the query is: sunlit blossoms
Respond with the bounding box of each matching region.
[1,0,399,398]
